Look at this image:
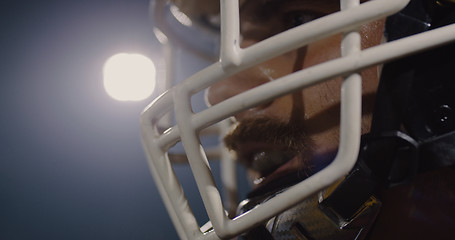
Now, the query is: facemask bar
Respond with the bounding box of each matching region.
[150,0,240,221]
[141,0,455,239]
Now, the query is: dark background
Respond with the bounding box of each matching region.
[0,0,189,239]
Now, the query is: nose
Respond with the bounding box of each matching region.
[206,48,303,122]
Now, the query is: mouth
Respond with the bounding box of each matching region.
[223,117,313,187]
[251,150,295,178]
[236,143,306,187]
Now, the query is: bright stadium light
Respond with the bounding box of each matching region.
[103,53,156,101]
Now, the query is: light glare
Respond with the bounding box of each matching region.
[103,53,156,101]
[170,5,192,26]
[153,27,168,44]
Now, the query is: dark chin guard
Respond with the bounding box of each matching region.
[237,166,382,240]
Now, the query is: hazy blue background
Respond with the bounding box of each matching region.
[0,0,247,239]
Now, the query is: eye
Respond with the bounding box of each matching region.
[284,11,321,29]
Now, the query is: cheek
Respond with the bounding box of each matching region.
[303,35,342,68]
[362,66,380,94]
[361,19,386,49]
[300,20,384,114]
[207,52,295,106]
[206,75,267,106]
[303,77,343,117]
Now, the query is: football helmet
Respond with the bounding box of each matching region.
[141,0,455,239]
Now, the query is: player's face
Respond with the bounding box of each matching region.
[206,0,385,186]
